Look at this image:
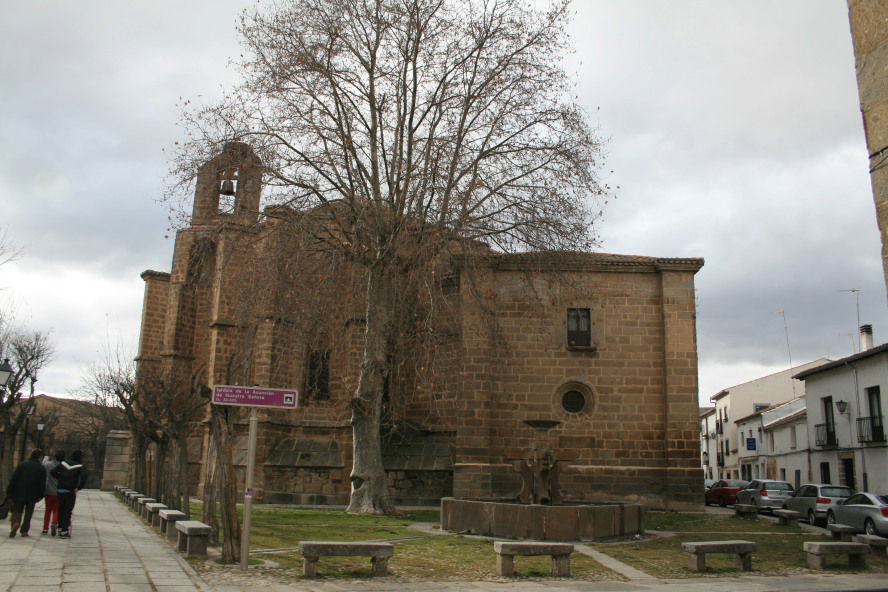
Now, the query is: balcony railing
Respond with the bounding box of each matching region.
[857,416,886,443]
[814,422,837,446]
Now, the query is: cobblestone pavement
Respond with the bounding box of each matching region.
[2,490,887,591]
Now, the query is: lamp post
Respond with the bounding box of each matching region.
[19,398,35,463]
[36,416,45,450]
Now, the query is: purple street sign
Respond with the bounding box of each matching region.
[212,385,299,408]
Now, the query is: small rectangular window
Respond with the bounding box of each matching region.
[567,308,592,347]
[306,350,330,400]
[790,425,797,449]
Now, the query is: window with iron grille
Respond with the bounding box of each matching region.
[567,308,592,348]
[306,350,330,400]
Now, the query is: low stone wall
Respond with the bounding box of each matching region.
[440,498,643,541]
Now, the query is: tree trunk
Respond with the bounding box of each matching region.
[202,428,219,546]
[346,264,396,515]
[0,430,15,487]
[212,405,241,563]
[151,438,166,502]
[132,431,147,492]
[177,432,190,518]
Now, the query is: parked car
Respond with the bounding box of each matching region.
[704,479,716,490]
[736,479,794,512]
[827,492,888,536]
[704,479,748,507]
[783,484,854,526]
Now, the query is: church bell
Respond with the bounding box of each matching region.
[219,179,236,196]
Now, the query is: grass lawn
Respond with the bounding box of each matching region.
[593,511,888,578]
[186,504,888,581]
[191,504,621,580]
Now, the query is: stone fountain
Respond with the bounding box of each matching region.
[440,419,643,541]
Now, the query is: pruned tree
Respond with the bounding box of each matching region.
[0,324,54,485]
[172,0,607,514]
[79,347,206,510]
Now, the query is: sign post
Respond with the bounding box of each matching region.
[211,385,298,570]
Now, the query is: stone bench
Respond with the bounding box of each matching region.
[159,509,187,541]
[175,520,212,558]
[681,540,757,571]
[136,497,156,519]
[827,523,857,542]
[144,502,168,527]
[493,541,574,577]
[803,541,869,569]
[116,488,134,502]
[125,492,144,510]
[773,509,800,527]
[298,541,395,577]
[733,504,758,519]
[855,534,888,558]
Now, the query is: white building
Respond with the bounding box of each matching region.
[700,407,717,480]
[761,397,809,488]
[708,359,829,480]
[735,408,766,481]
[794,330,888,493]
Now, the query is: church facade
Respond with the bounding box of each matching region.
[135,143,705,510]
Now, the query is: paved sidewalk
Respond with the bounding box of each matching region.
[0,489,205,591]
[2,491,888,592]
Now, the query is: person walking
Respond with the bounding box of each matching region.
[41,450,64,535]
[52,450,87,539]
[6,449,47,538]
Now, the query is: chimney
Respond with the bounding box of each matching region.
[860,324,874,351]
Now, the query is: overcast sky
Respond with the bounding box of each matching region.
[1,0,884,405]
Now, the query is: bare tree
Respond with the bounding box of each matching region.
[0,325,54,485]
[0,227,20,270]
[173,0,607,514]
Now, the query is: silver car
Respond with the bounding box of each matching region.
[736,479,794,512]
[827,492,888,536]
[783,484,854,526]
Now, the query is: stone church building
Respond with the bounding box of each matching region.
[133,143,704,510]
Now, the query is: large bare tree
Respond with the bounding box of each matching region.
[173,0,606,514]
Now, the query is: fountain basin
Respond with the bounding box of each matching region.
[440,497,643,541]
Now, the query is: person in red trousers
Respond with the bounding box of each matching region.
[41,450,64,535]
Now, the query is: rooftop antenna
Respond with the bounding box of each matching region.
[778,309,796,398]
[840,289,861,353]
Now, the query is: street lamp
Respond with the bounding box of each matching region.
[19,398,35,463]
[836,400,849,414]
[36,416,45,450]
[0,358,12,389]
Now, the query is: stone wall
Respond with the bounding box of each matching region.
[101,430,133,490]
[450,255,703,509]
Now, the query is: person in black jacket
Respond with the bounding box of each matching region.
[52,449,87,539]
[6,449,46,538]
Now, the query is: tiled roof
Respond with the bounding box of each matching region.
[794,343,888,380]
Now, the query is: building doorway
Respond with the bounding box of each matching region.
[841,457,855,490]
